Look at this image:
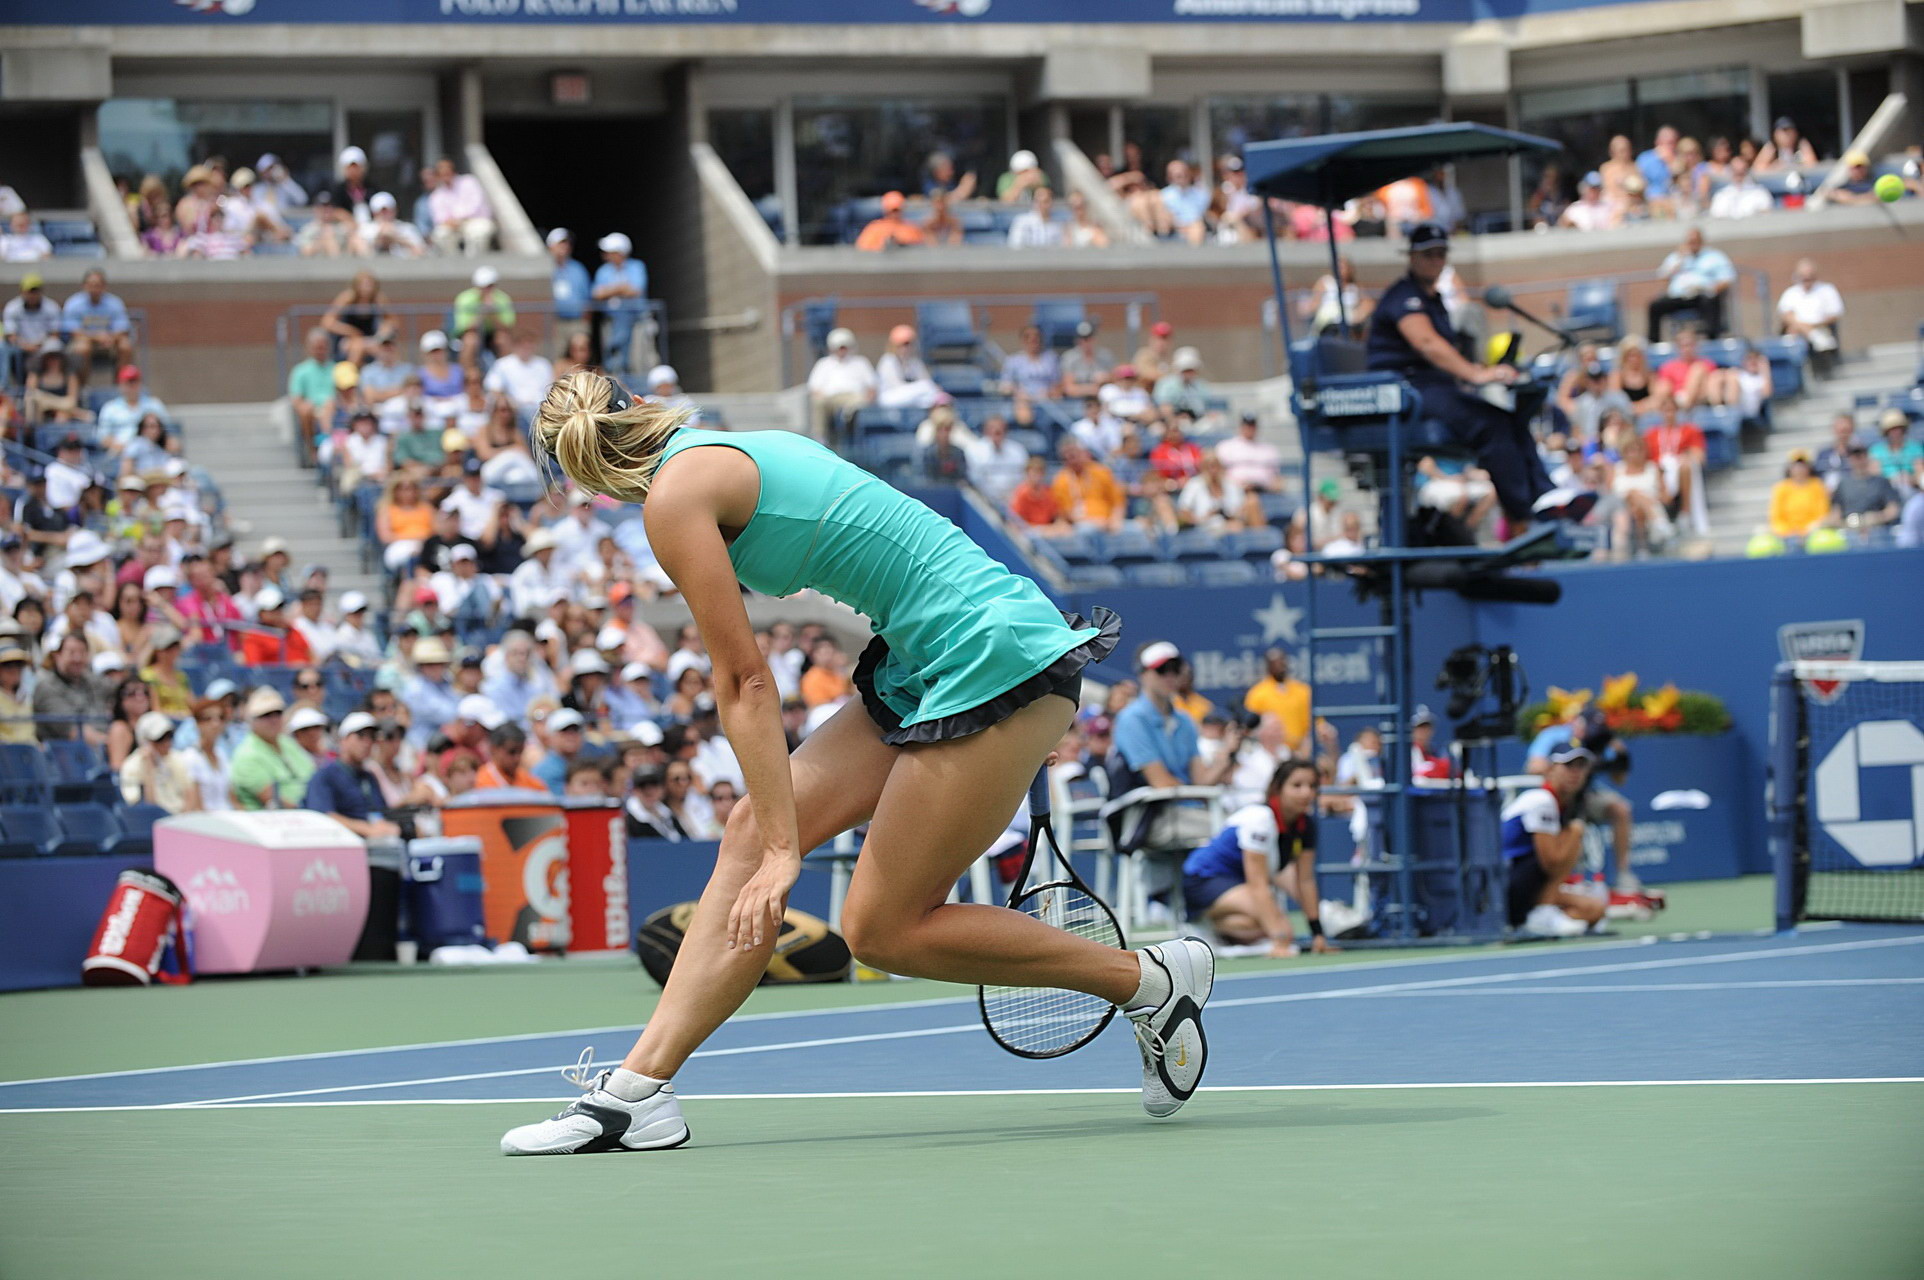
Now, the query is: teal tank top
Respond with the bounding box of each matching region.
[654,427,1097,728]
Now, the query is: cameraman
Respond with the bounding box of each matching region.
[1526,708,1645,902]
[1502,744,1606,938]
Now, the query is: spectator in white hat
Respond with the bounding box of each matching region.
[303,712,399,839]
[327,146,373,224]
[564,648,614,726]
[997,148,1049,203]
[121,710,197,813]
[507,528,566,619]
[331,591,383,666]
[642,363,700,423]
[547,227,592,327]
[360,192,422,258]
[287,705,331,763]
[252,153,307,212]
[427,156,496,257]
[230,686,315,810]
[454,265,516,366]
[484,327,556,421]
[592,231,650,375]
[530,706,587,795]
[481,629,557,724]
[242,586,313,667]
[605,659,659,728]
[430,542,502,633]
[807,327,877,446]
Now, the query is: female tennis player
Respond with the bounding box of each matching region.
[501,372,1215,1155]
[1181,759,1333,957]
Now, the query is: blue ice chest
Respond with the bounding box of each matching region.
[404,837,487,950]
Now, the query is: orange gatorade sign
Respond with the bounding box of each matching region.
[442,792,569,952]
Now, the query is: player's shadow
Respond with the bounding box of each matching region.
[701,1101,1495,1151]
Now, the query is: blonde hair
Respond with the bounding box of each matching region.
[532,369,691,504]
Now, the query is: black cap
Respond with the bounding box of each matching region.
[1240,412,1258,424]
[57,434,84,452]
[632,765,666,788]
[458,651,484,668]
[462,455,483,475]
[1407,222,1450,252]
[1773,116,1796,132]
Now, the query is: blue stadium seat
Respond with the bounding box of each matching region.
[1032,300,1086,350]
[1704,338,1748,368]
[47,739,110,804]
[854,406,918,437]
[1168,527,1223,562]
[1759,336,1806,401]
[1564,280,1620,340]
[1232,525,1285,562]
[1010,429,1049,457]
[862,434,919,481]
[916,301,980,359]
[1101,525,1163,565]
[802,298,839,357]
[0,743,53,805]
[1066,565,1126,592]
[1194,560,1262,588]
[1050,529,1102,567]
[51,803,122,857]
[1258,492,1296,529]
[115,803,169,858]
[0,805,60,857]
[1125,562,1191,590]
[931,363,988,397]
[952,397,1014,429]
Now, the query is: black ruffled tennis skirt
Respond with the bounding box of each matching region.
[853,607,1122,747]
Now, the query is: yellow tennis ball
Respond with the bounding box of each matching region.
[1875,174,1904,203]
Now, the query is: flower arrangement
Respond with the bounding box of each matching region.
[1516,673,1731,739]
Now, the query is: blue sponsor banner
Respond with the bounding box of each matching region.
[7,0,1487,24]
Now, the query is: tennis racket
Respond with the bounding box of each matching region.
[978,767,1125,1059]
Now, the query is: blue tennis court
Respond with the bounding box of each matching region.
[7,926,1919,1114]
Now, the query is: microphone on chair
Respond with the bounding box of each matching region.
[1482,285,1579,346]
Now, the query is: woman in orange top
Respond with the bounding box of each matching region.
[1768,451,1830,539]
[376,474,436,574]
[1008,456,1071,535]
[1050,441,1124,531]
[798,636,854,707]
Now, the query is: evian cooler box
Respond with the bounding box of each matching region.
[154,811,370,974]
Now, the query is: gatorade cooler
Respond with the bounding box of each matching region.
[441,790,568,952]
[404,836,487,951]
[564,798,629,955]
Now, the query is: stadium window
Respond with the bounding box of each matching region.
[709,108,775,203]
[1120,105,1193,176]
[1631,68,1752,159]
[791,98,1001,245]
[1517,80,1637,204]
[99,98,335,205]
[1765,69,1843,161]
[1210,95,1436,163]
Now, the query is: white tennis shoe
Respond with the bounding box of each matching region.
[500,1054,690,1156]
[1520,904,1587,939]
[1126,938,1214,1118]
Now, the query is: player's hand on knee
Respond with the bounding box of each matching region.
[1309,935,1338,955]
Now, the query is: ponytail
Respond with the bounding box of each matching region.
[531,369,690,503]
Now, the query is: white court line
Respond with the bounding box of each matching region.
[1348,977,1924,996]
[3,1077,1920,1116]
[174,934,1924,1107]
[0,928,1776,1090]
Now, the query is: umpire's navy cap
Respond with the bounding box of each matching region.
[1407,223,1451,252]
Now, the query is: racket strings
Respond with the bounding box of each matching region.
[981,882,1122,1057]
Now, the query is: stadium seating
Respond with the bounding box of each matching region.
[0,806,59,857]
[0,743,54,805]
[51,804,122,857]
[915,301,981,359]
[1032,300,1086,350]
[1563,280,1621,341]
[115,803,169,857]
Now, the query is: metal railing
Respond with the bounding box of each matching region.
[273,299,669,394]
[778,291,1162,388]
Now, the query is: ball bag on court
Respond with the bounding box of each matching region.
[636,901,850,987]
[82,868,192,986]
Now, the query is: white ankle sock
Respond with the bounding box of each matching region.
[1127,950,1172,1012]
[605,1068,670,1101]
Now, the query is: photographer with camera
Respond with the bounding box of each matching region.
[1526,703,1663,919]
[1501,744,1607,938]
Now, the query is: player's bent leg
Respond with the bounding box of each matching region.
[500,700,897,1156]
[837,695,1133,1000]
[841,695,1211,1116]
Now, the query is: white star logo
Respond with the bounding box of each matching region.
[1252,593,1303,646]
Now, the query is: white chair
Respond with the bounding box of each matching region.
[1097,783,1227,938]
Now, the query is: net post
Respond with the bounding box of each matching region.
[1768,662,1799,933]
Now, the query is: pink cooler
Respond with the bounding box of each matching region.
[154,811,370,975]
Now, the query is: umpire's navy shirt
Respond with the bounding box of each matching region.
[304,759,383,821]
[1366,274,1456,387]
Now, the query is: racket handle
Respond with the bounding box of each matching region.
[1027,767,1052,821]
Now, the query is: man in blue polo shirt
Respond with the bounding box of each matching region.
[1110,641,1242,855]
[61,269,133,385]
[304,712,401,840]
[547,227,591,330]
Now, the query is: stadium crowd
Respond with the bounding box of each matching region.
[96,148,501,261]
